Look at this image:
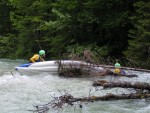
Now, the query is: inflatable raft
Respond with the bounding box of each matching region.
[15,60,104,75]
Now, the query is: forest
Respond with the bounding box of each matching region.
[0,0,150,69]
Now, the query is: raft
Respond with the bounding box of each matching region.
[15,60,104,75]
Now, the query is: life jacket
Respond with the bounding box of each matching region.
[114,68,126,75]
[36,56,41,62]
[114,68,121,74]
[30,54,44,63]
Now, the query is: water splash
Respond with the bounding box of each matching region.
[0,59,150,113]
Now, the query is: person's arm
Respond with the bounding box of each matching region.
[30,54,39,63]
[40,57,45,61]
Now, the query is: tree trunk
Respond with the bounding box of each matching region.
[98,64,150,73]
[93,80,150,91]
[73,93,150,102]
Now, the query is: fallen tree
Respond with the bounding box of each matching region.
[99,64,150,73]
[29,92,150,113]
[65,49,150,73]
[57,61,138,78]
[92,80,150,91]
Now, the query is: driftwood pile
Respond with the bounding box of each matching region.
[57,60,138,78]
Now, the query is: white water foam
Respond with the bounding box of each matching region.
[0,59,150,113]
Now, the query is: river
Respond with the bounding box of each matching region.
[0,59,150,113]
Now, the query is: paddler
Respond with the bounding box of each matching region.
[29,50,46,63]
[114,62,126,75]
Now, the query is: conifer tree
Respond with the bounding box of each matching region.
[124,1,150,69]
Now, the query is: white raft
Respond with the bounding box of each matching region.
[15,60,104,75]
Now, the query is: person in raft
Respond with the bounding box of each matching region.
[114,62,126,75]
[30,50,46,63]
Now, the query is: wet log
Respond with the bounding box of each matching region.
[31,93,150,112]
[73,93,150,102]
[59,68,91,77]
[92,80,150,91]
[57,60,139,78]
[58,64,138,78]
[97,64,150,73]
[49,93,150,104]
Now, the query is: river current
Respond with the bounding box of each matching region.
[0,59,150,113]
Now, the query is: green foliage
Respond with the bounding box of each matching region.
[0,0,13,36]
[8,0,55,58]
[0,34,18,58]
[124,1,150,69]
[0,0,149,69]
[65,43,109,59]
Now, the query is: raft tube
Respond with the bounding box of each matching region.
[15,60,104,75]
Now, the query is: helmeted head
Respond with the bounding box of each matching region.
[39,50,45,56]
[115,63,121,68]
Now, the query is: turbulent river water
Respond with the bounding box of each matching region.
[0,59,150,113]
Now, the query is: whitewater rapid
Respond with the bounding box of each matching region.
[0,59,150,113]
